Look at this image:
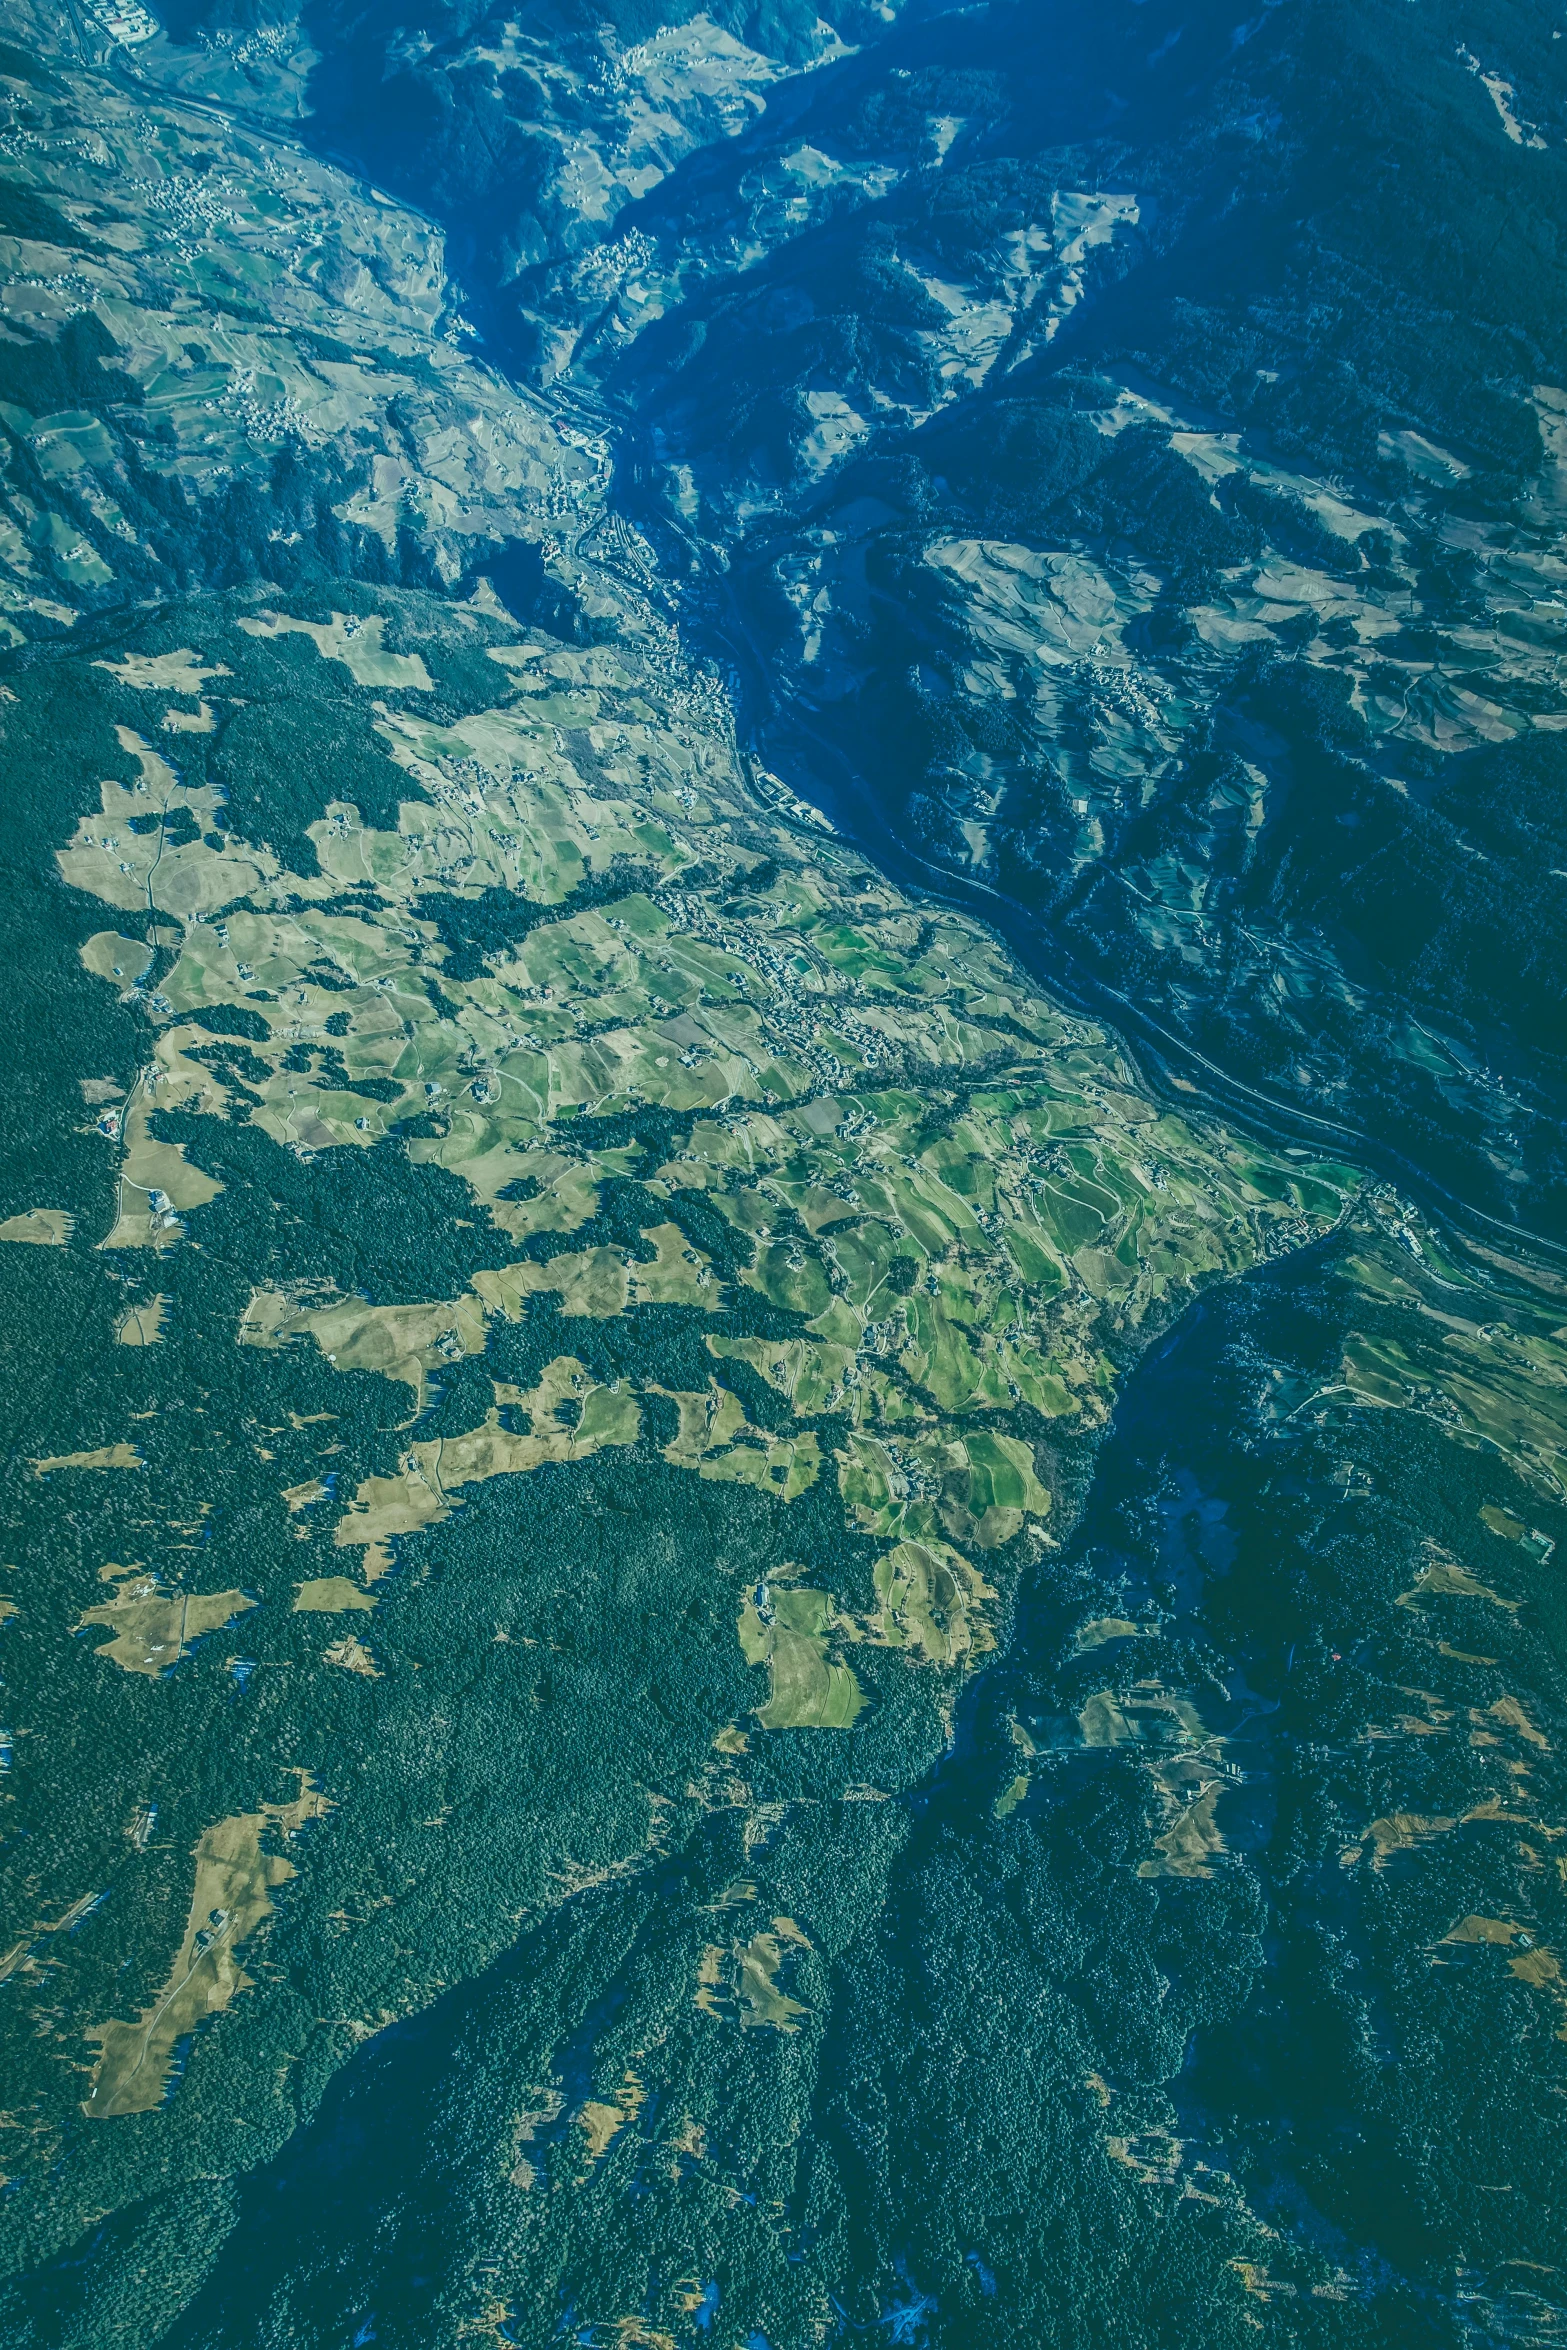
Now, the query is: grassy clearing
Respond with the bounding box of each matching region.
[93,650,232,696]
[76,1568,255,1676]
[114,1294,168,1345]
[241,1285,490,1408]
[868,1539,996,1667]
[575,2071,645,2166]
[738,1587,866,1729]
[79,932,152,995]
[0,1209,74,1245]
[292,1578,375,1613]
[237,612,433,693]
[31,1442,142,1474]
[99,1087,223,1252]
[1397,1542,1518,1611]
[1334,1214,1567,1499]
[84,1776,330,2117]
[332,1358,640,1562]
[735,1921,811,2031]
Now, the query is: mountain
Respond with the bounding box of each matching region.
[602,0,1567,1239]
[58,0,1567,1235]
[0,3,1565,2345]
